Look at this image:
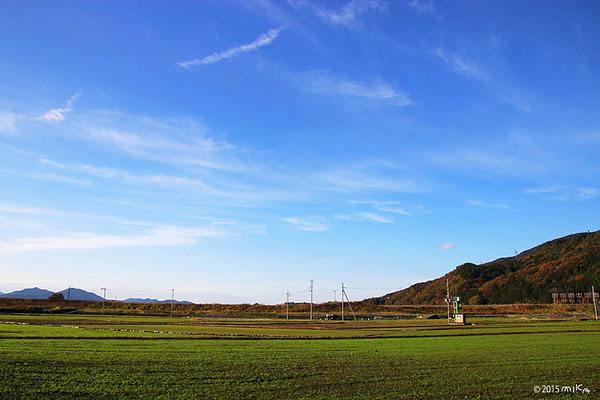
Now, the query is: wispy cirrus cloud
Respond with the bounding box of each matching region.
[336,212,393,223]
[435,49,484,79]
[434,48,532,111]
[409,0,434,15]
[440,242,455,250]
[0,204,55,215]
[524,186,598,201]
[0,201,264,241]
[301,70,411,106]
[0,225,226,253]
[316,167,422,193]
[288,0,387,27]
[351,200,422,216]
[12,98,431,210]
[178,27,282,68]
[556,187,600,201]
[524,185,564,194]
[66,111,245,172]
[38,158,244,199]
[30,172,91,186]
[576,188,599,200]
[467,200,509,209]
[283,217,328,232]
[0,112,17,133]
[425,144,547,177]
[39,94,80,122]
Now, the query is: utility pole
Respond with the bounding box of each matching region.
[309,280,314,320]
[101,287,107,316]
[333,290,337,302]
[341,284,357,321]
[170,288,174,318]
[67,286,71,300]
[341,283,345,322]
[446,279,451,324]
[286,290,290,320]
[593,286,598,321]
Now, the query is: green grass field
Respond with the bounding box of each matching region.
[1,314,598,399]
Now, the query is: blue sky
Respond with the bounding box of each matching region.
[1,0,599,303]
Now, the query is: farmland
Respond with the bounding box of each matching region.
[1,313,599,399]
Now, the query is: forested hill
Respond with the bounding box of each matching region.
[371,230,600,305]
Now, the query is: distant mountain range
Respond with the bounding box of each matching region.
[370,231,600,305]
[0,287,104,301]
[123,298,193,304]
[58,288,105,301]
[1,287,55,299]
[0,287,192,303]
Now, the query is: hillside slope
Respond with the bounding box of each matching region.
[372,231,600,305]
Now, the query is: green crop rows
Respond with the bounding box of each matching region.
[1,315,599,399]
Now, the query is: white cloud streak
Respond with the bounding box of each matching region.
[30,172,91,186]
[67,111,245,171]
[283,217,328,232]
[434,48,532,111]
[316,168,421,193]
[425,145,546,177]
[354,212,393,223]
[302,71,411,106]
[335,210,394,223]
[0,205,54,215]
[440,242,455,250]
[524,186,563,194]
[524,186,598,201]
[0,225,226,252]
[178,27,282,68]
[289,0,387,26]
[352,200,417,216]
[410,0,434,15]
[39,94,80,122]
[0,112,17,133]
[38,158,239,198]
[575,188,599,200]
[467,200,509,209]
